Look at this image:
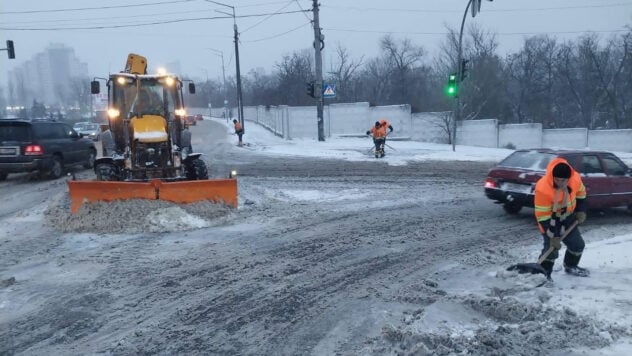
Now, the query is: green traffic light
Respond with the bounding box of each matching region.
[445,72,458,97]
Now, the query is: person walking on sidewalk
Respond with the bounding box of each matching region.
[233,119,244,146]
[366,121,387,158]
[534,158,588,279]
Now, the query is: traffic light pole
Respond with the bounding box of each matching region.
[452,0,472,152]
[312,0,325,141]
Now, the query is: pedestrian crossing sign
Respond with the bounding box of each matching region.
[323,83,336,98]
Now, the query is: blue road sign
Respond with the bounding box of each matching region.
[323,83,336,98]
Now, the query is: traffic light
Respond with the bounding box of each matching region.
[460,59,469,81]
[446,73,458,97]
[6,40,15,59]
[306,81,315,98]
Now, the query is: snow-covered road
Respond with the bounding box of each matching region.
[1,118,631,355]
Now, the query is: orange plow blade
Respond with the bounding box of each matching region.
[67,178,238,214]
[157,179,238,208]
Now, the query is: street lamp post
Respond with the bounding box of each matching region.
[206,48,228,121]
[451,0,492,152]
[204,0,244,131]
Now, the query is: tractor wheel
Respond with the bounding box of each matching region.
[186,158,208,180]
[96,163,117,181]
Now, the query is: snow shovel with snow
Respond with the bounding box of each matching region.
[506,220,578,275]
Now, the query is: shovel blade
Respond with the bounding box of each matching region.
[506,262,547,275]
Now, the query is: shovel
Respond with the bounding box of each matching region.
[507,220,579,275]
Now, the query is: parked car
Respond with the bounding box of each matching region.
[194,114,203,121]
[73,122,101,141]
[484,148,632,214]
[184,115,197,126]
[0,120,96,180]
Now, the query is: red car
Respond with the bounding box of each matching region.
[484,149,632,214]
[184,115,197,126]
[194,114,203,121]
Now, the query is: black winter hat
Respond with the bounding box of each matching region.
[552,163,572,178]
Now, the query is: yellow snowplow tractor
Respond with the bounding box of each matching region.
[67,54,237,213]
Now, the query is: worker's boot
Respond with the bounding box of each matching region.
[540,260,554,280]
[563,251,589,277]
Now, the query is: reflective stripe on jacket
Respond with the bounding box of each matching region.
[534,157,587,233]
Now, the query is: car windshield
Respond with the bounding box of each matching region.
[498,151,557,171]
[85,124,99,130]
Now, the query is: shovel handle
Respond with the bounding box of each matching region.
[536,220,579,265]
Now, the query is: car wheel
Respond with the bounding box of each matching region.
[83,148,96,169]
[503,202,522,215]
[0,172,7,181]
[46,156,64,179]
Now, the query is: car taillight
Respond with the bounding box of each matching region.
[24,145,43,155]
[484,178,497,189]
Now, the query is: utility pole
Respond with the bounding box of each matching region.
[205,0,244,132]
[234,22,244,131]
[312,0,325,141]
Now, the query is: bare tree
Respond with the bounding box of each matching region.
[327,43,364,102]
[504,35,558,125]
[587,33,630,128]
[275,49,314,105]
[379,35,425,104]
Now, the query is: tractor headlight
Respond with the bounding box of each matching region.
[107,108,120,119]
[175,108,186,117]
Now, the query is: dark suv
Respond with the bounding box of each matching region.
[484,148,632,214]
[0,120,96,180]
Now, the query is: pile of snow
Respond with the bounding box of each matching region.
[44,194,234,234]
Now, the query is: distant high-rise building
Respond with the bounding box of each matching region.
[8,43,89,107]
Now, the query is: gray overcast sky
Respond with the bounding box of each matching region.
[1,0,631,87]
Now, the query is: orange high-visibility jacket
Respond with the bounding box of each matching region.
[534,157,587,233]
[234,121,243,132]
[369,125,386,138]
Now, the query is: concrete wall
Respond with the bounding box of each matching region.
[457,119,498,147]
[327,102,370,135]
[192,104,632,152]
[543,128,587,149]
[410,112,450,143]
[287,106,318,139]
[368,104,412,135]
[499,123,543,149]
[588,129,632,152]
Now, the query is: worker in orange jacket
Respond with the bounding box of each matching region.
[534,158,588,278]
[366,121,387,158]
[233,119,244,146]
[379,118,394,134]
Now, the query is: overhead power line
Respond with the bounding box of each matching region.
[244,21,311,42]
[323,27,630,36]
[0,0,196,14]
[241,0,295,33]
[322,2,632,14]
[1,10,310,31]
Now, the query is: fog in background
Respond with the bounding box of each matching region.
[2,0,630,84]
